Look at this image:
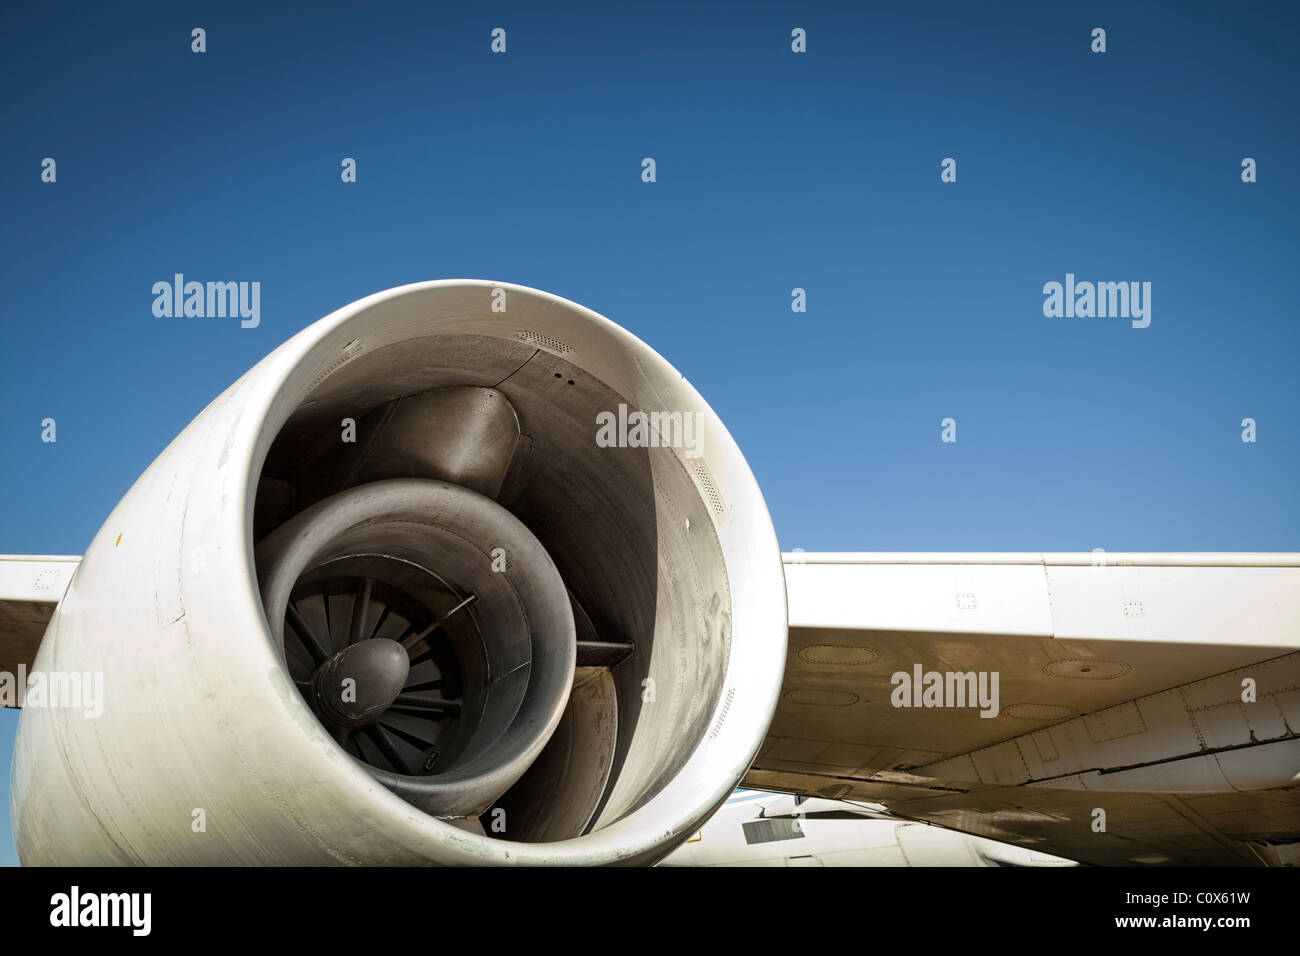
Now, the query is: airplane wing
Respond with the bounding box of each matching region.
[5,548,1298,864]
[0,556,78,694]
[744,553,1300,867]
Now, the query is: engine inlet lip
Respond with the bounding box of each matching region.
[232,281,788,865]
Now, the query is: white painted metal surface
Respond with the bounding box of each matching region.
[784,553,1300,649]
[9,281,789,865]
[0,556,79,605]
[660,790,1077,867]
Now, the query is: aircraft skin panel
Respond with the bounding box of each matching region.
[0,556,79,694]
[0,556,79,603]
[660,789,1078,867]
[784,552,1300,649]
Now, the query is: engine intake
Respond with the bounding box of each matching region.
[12,280,788,865]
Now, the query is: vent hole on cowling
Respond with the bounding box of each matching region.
[692,462,726,518]
[515,330,573,354]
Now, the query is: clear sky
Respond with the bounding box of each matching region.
[1,1,1296,865]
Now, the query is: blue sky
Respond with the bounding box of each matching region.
[0,2,1296,865]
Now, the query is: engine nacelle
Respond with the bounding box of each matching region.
[12,280,788,864]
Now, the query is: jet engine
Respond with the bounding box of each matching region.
[11,280,788,864]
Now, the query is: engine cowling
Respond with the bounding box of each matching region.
[12,280,788,865]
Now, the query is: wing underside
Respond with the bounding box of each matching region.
[746,554,1300,866]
